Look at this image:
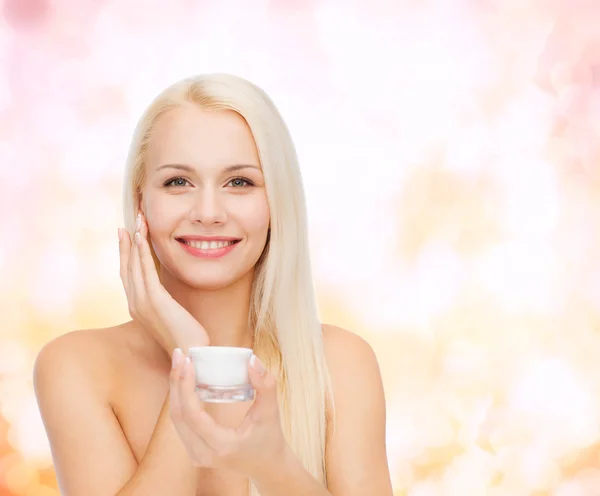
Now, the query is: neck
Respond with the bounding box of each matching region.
[159,268,255,349]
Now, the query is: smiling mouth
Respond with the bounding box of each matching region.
[176,238,241,250]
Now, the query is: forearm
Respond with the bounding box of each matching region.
[117,395,196,496]
[252,447,332,496]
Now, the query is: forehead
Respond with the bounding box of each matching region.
[146,105,260,168]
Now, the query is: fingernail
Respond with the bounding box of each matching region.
[135,232,141,245]
[136,214,141,231]
[250,354,266,376]
[118,228,122,240]
[182,356,191,378]
[172,348,183,369]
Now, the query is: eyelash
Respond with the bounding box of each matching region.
[163,176,254,188]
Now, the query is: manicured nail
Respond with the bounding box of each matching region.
[135,232,141,245]
[250,354,266,376]
[118,228,122,240]
[182,356,191,378]
[172,348,183,369]
[136,214,142,231]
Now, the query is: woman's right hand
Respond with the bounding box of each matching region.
[118,212,210,354]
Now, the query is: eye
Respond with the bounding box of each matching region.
[227,177,254,188]
[164,177,190,188]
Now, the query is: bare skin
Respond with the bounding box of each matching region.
[34,104,393,495]
[61,320,255,494]
[35,320,391,495]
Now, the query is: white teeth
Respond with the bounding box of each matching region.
[183,240,236,250]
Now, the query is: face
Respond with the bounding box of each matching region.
[140,105,271,290]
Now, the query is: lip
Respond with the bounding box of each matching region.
[177,235,242,242]
[177,238,241,259]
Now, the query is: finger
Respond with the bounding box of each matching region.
[129,214,145,303]
[118,228,132,297]
[242,355,279,425]
[169,348,185,422]
[170,350,213,460]
[178,355,231,449]
[178,355,206,418]
[137,212,161,292]
[170,350,196,426]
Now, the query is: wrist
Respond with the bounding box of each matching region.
[251,444,299,488]
[176,334,210,355]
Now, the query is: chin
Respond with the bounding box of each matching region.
[167,262,255,291]
[182,275,240,291]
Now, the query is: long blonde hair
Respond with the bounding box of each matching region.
[122,74,333,494]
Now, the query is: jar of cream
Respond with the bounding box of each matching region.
[188,346,255,403]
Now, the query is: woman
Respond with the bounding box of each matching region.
[34,73,393,495]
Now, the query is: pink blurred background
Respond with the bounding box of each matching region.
[2,0,600,494]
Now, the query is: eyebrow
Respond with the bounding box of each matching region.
[155,163,261,174]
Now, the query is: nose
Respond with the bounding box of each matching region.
[188,187,228,226]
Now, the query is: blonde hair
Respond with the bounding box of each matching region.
[122,74,333,494]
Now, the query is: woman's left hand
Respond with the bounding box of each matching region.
[169,350,289,480]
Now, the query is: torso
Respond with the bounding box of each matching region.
[94,321,252,496]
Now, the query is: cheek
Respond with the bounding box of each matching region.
[239,197,270,235]
[142,195,182,269]
[143,190,270,238]
[142,193,181,235]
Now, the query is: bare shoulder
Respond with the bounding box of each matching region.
[320,323,393,495]
[33,322,142,495]
[321,323,377,353]
[33,323,132,396]
[320,323,384,412]
[35,328,109,383]
[321,323,382,378]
